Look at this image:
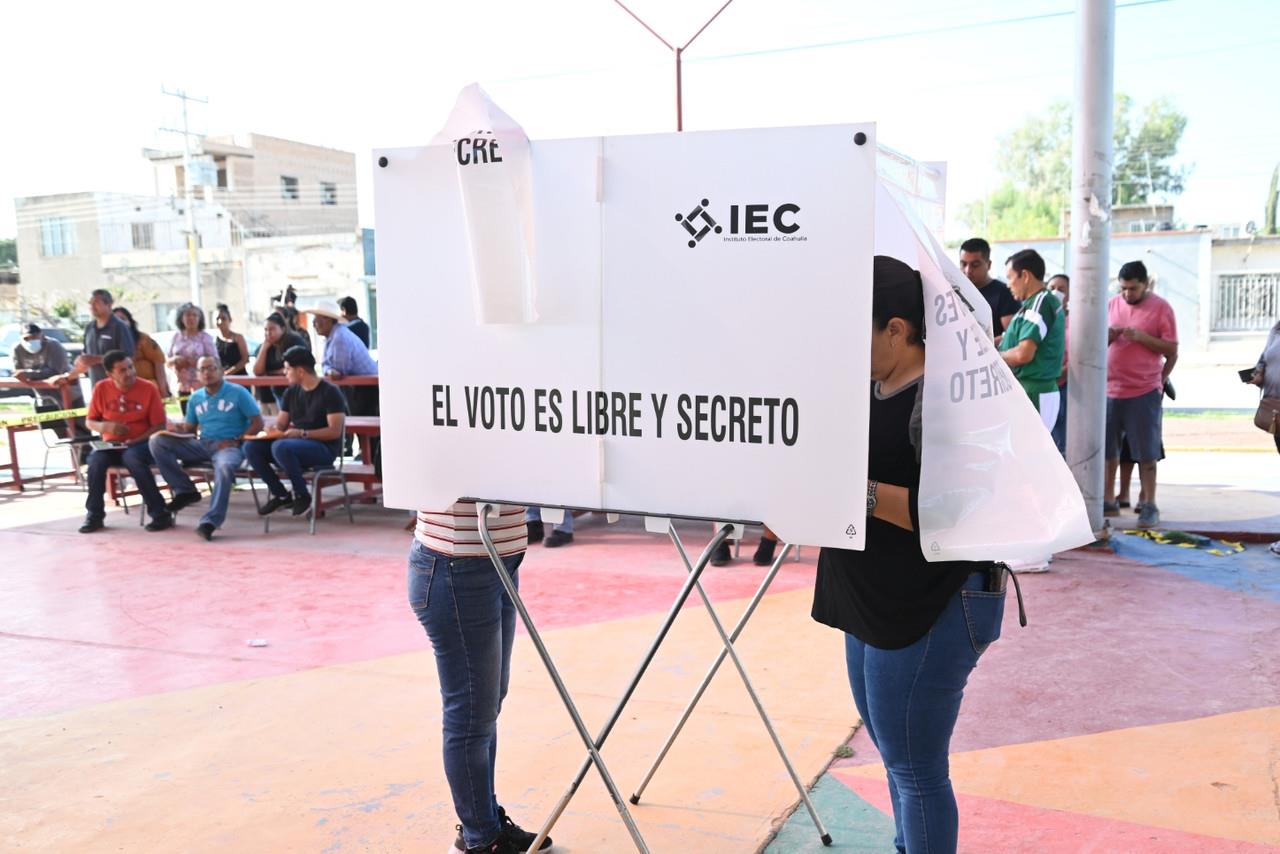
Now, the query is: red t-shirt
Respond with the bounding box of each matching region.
[87,378,166,443]
[1107,293,1177,399]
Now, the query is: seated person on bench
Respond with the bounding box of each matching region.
[150,356,263,541]
[243,346,348,518]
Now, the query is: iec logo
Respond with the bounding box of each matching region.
[674,198,722,248]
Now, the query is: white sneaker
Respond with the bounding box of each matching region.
[1007,557,1052,574]
[1268,541,1280,557]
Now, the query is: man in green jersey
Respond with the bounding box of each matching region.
[999,249,1065,431]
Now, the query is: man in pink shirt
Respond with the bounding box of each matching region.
[1103,260,1178,528]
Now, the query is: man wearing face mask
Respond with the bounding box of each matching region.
[12,324,91,447]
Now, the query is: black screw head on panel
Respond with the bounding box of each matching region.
[378,156,388,168]
[854,132,867,146]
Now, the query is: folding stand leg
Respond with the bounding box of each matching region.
[522,522,737,853]
[632,530,833,846]
[479,506,701,853]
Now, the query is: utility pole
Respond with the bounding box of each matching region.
[160,86,208,307]
[1066,0,1115,536]
[612,0,737,131]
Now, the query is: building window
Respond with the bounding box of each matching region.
[280,176,299,200]
[131,222,155,250]
[39,217,77,257]
[321,182,337,206]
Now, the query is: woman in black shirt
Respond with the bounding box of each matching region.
[813,256,1007,854]
[253,312,306,410]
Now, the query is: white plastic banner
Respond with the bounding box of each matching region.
[375,103,877,549]
[430,84,538,323]
[874,185,1093,561]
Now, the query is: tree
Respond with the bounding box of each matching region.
[959,95,1189,240]
[0,238,15,267]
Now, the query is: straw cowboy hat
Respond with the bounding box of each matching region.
[301,298,344,321]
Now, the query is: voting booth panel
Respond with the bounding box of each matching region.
[374,124,876,550]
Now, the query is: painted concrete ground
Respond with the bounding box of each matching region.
[2,474,1278,853]
[767,534,1280,854]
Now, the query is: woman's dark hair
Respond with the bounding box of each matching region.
[112,306,140,338]
[175,302,206,332]
[265,311,286,329]
[871,255,925,345]
[216,302,231,320]
[280,304,302,331]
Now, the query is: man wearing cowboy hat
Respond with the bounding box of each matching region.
[302,298,379,465]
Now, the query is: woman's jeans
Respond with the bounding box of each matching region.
[845,572,1006,854]
[408,541,522,849]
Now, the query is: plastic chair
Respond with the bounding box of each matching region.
[32,398,89,491]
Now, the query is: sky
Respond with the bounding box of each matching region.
[3,0,1277,242]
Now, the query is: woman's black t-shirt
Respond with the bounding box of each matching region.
[812,378,990,649]
[256,332,307,404]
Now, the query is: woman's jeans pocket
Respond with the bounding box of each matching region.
[960,589,1006,656]
[408,543,437,612]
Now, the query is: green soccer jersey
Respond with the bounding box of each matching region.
[999,288,1064,395]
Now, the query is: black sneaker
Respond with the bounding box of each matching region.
[543,530,573,548]
[462,830,521,854]
[526,520,544,544]
[196,522,216,541]
[145,512,175,532]
[78,517,104,534]
[710,539,733,566]
[752,537,778,566]
[290,493,313,516]
[167,491,203,514]
[258,493,293,516]
[454,809,551,853]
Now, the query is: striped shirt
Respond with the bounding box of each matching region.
[414,502,528,557]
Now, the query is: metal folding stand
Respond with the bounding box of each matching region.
[476,505,735,853]
[476,505,832,852]
[629,527,832,846]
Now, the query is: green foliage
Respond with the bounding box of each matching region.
[51,298,77,319]
[0,239,15,266]
[960,94,1188,239]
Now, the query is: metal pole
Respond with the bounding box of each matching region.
[1066,0,1115,533]
[675,47,683,132]
[179,94,201,307]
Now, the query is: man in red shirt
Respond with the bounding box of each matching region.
[80,350,173,533]
[1103,261,1178,529]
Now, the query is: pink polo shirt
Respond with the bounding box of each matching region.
[1107,292,1177,399]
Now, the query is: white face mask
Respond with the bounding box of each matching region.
[21,338,43,354]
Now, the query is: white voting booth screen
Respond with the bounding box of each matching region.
[373,124,875,550]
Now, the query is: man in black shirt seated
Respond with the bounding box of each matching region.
[244,346,349,517]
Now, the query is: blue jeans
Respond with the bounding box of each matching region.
[85,442,166,522]
[524,506,574,533]
[845,572,1005,854]
[408,541,522,849]
[243,438,333,499]
[150,434,245,529]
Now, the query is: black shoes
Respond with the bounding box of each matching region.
[145,512,175,532]
[290,493,313,516]
[454,807,552,852]
[167,491,202,514]
[258,493,293,515]
[78,517,104,534]
[543,530,573,548]
[710,540,733,566]
[526,520,544,544]
[752,537,778,566]
[196,522,216,541]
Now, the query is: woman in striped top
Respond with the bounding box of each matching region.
[408,502,550,854]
